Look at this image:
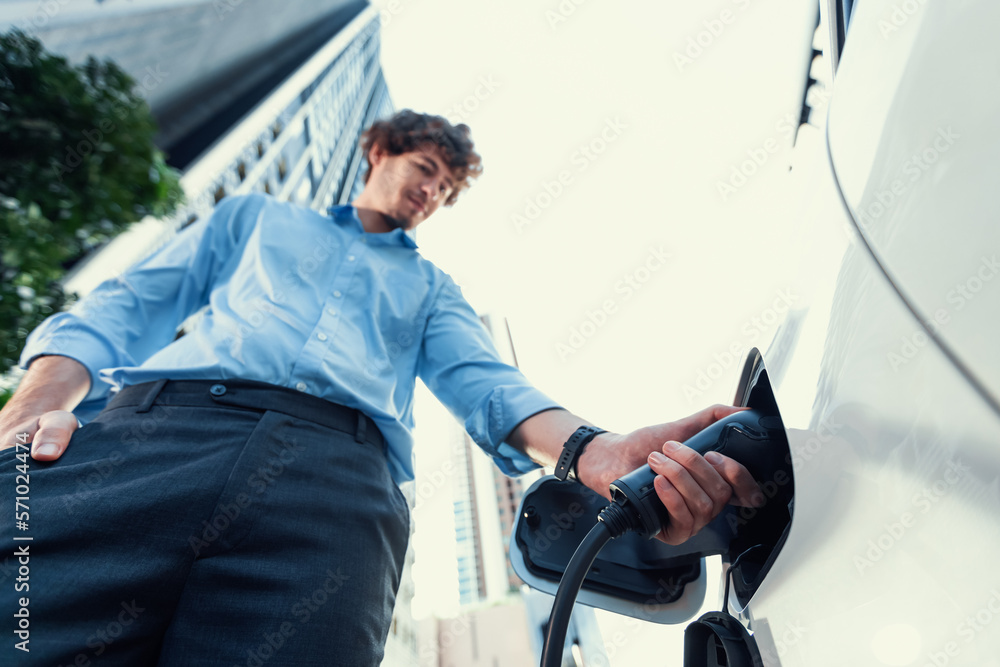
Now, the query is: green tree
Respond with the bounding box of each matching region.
[0,29,184,376]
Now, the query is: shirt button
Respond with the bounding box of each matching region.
[209,384,226,396]
[326,308,337,316]
[295,382,307,391]
[333,290,342,298]
[317,332,328,341]
[348,255,356,262]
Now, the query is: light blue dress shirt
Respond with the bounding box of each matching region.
[21,193,560,484]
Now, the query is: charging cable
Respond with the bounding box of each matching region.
[539,409,786,667]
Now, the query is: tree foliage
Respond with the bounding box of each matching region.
[0,29,184,372]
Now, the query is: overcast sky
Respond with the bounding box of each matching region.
[378,0,817,426]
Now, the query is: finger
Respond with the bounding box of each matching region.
[648,446,725,536]
[651,475,696,545]
[657,441,734,513]
[668,404,749,443]
[705,451,765,508]
[31,410,78,461]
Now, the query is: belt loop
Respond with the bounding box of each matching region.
[354,412,367,444]
[135,379,169,413]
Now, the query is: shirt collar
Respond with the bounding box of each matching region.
[327,205,418,249]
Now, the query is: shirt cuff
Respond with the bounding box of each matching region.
[465,384,563,477]
[19,315,123,403]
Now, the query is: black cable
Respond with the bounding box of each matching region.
[722,543,765,615]
[540,503,635,667]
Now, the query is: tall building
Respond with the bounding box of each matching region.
[426,315,607,666]
[4,3,419,663]
[487,316,547,592]
[451,315,543,607]
[5,2,394,297]
[2,0,370,170]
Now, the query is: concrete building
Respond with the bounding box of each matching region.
[420,315,607,665]
[451,315,543,607]
[1,0,368,168]
[6,2,394,300]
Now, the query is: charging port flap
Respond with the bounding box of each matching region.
[512,478,718,624]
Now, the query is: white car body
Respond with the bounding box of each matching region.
[736,0,1000,664]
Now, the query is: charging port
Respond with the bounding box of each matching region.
[726,348,795,608]
[685,612,765,667]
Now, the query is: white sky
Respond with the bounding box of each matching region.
[375,0,823,658]
[380,0,818,426]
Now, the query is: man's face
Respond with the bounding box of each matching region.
[368,143,456,231]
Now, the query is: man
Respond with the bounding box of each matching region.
[0,110,761,665]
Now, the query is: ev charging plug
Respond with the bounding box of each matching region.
[540,407,789,667]
[607,408,787,539]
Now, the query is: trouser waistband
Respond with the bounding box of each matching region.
[105,379,384,449]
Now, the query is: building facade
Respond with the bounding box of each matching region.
[426,315,607,666]
[33,4,395,298]
[451,315,542,607]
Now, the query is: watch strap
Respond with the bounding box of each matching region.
[554,426,607,482]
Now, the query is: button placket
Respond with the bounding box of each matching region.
[314,238,362,344]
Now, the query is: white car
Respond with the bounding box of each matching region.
[734,0,1000,664]
[515,0,1000,664]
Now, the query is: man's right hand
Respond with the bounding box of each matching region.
[0,355,90,460]
[0,409,79,459]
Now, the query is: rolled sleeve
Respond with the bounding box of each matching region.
[20,313,135,403]
[18,194,258,404]
[463,384,561,476]
[417,278,562,477]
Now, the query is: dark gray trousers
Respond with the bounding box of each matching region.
[1,379,410,666]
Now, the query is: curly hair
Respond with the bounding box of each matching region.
[359,109,483,207]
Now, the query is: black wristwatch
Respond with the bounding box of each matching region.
[553,426,607,482]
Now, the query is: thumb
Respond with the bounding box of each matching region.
[31,410,79,461]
